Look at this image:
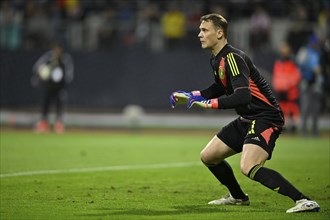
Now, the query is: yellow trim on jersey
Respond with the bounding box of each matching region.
[227,53,240,76]
[230,53,240,75]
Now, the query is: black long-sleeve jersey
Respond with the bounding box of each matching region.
[200,44,284,126]
[32,50,74,88]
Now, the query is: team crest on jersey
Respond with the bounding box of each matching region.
[219,69,225,79]
[219,57,227,87]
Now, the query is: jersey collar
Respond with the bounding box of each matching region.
[213,43,231,59]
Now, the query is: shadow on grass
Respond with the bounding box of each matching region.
[79,205,257,218]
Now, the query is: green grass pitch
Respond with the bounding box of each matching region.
[0,129,329,220]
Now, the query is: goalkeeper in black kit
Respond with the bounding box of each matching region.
[31,43,74,134]
[170,14,320,213]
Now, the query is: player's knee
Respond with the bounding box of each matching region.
[200,151,217,167]
[241,163,263,180]
[240,162,252,177]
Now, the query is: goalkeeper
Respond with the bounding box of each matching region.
[170,14,320,213]
[31,42,74,133]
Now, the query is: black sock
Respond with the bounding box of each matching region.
[249,165,309,202]
[207,160,246,199]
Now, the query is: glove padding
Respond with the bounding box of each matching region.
[170,90,200,108]
[187,96,219,109]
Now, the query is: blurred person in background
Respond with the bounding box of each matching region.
[170,13,320,213]
[318,2,330,117]
[134,2,161,51]
[115,0,136,47]
[0,0,22,50]
[249,4,271,51]
[31,42,74,133]
[272,42,301,133]
[23,0,52,49]
[320,38,330,116]
[296,35,323,137]
[286,4,313,55]
[161,2,186,49]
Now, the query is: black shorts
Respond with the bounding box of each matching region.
[217,117,282,159]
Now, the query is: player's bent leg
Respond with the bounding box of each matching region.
[240,144,268,176]
[201,136,249,204]
[200,136,236,165]
[241,144,320,212]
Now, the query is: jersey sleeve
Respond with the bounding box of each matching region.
[217,53,251,109]
[32,51,52,75]
[200,83,225,99]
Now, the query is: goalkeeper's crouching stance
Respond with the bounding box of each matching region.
[170,13,320,213]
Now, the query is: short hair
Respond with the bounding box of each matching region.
[200,14,228,38]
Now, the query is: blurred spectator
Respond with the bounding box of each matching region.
[0,0,22,50]
[185,1,204,48]
[23,0,53,49]
[98,6,116,49]
[161,2,186,49]
[63,0,81,17]
[317,2,329,113]
[115,0,136,47]
[84,11,104,50]
[317,1,329,40]
[286,4,313,54]
[249,4,271,51]
[0,0,326,54]
[31,42,74,134]
[48,1,64,44]
[209,3,228,19]
[296,35,323,137]
[272,42,301,133]
[135,2,160,50]
[320,37,330,115]
[65,0,84,50]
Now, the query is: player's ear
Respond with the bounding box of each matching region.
[217,29,223,40]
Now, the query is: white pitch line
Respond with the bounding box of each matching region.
[0,162,201,178]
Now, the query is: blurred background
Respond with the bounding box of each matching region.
[0,0,329,132]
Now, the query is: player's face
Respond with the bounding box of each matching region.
[198,20,222,50]
[53,46,63,59]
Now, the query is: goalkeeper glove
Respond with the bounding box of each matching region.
[170,90,200,108]
[187,96,219,109]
